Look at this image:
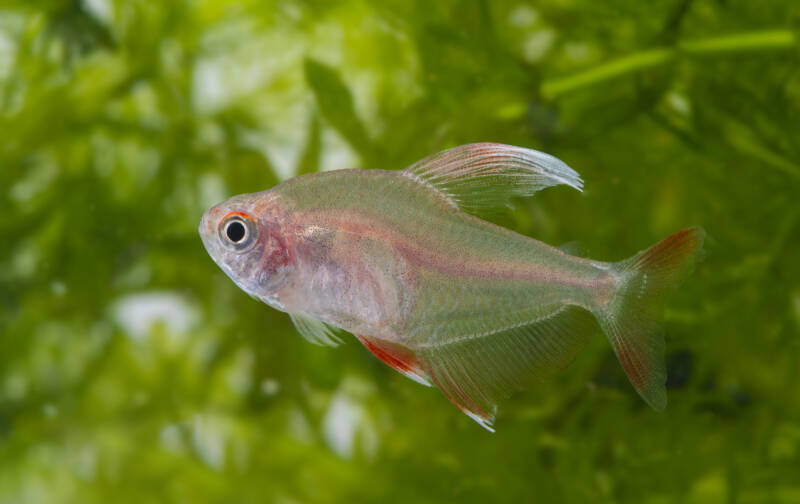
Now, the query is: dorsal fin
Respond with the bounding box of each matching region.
[289,313,342,347]
[403,143,583,215]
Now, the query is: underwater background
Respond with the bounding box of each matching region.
[1,1,799,502]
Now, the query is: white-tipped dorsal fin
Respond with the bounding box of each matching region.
[289,313,342,347]
[403,143,583,215]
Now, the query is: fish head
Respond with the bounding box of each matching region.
[199,191,294,308]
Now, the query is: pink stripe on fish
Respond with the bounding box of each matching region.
[295,209,607,290]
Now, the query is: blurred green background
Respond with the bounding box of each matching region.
[1,0,799,502]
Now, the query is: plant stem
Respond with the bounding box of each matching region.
[541,29,797,99]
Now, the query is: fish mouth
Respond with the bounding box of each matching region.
[198,211,211,246]
[198,212,207,238]
[198,208,223,263]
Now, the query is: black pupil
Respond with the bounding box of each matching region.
[226,220,246,242]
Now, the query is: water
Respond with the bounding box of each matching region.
[1,1,798,502]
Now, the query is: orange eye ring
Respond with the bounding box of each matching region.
[218,211,258,252]
[219,211,254,224]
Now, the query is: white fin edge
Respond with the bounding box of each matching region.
[463,408,496,433]
[403,143,583,215]
[399,368,433,387]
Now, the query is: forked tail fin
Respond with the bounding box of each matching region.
[597,227,706,410]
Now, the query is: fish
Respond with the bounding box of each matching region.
[199,143,705,431]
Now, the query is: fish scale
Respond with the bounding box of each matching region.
[199,143,705,430]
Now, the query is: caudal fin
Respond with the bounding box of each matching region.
[597,227,705,410]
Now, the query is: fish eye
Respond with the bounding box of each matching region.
[218,212,257,252]
[226,220,246,242]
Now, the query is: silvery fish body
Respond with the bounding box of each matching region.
[200,143,704,430]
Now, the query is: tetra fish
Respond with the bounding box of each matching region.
[199,143,704,430]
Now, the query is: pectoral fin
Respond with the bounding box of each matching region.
[289,313,343,347]
[403,143,583,216]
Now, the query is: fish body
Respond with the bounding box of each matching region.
[200,143,704,430]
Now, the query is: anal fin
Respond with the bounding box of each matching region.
[356,335,432,387]
[417,305,596,431]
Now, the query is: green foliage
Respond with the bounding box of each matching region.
[1,0,799,502]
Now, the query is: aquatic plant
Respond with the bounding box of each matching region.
[1,1,798,502]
